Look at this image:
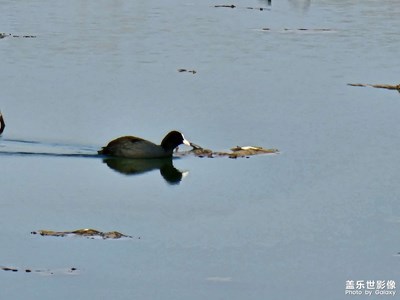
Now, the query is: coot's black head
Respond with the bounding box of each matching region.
[161,131,190,152]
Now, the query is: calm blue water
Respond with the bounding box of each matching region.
[1,1,400,299]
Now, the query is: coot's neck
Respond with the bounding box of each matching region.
[161,140,177,152]
[161,135,181,152]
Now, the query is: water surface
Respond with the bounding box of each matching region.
[1,1,400,299]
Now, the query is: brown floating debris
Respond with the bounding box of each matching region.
[214,5,269,10]
[214,4,236,8]
[0,32,37,39]
[262,28,333,32]
[348,83,400,91]
[31,228,134,239]
[1,267,18,272]
[245,7,267,11]
[347,83,365,87]
[1,265,79,275]
[287,28,333,31]
[178,69,197,74]
[177,143,278,158]
[227,146,278,158]
[0,33,10,39]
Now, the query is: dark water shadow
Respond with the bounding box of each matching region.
[2,138,41,144]
[102,157,187,185]
[0,149,99,158]
[0,151,99,158]
[0,138,99,158]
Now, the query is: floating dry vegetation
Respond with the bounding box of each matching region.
[178,69,197,74]
[1,265,78,275]
[260,28,334,33]
[179,144,279,158]
[0,32,36,39]
[214,4,270,11]
[31,228,134,239]
[348,83,400,92]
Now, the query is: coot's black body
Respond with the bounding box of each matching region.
[98,131,190,159]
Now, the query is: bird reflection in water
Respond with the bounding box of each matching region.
[102,157,188,185]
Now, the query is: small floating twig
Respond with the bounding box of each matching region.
[178,69,197,74]
[214,4,236,8]
[0,32,37,39]
[14,35,37,38]
[348,83,400,92]
[245,6,269,11]
[261,28,334,32]
[347,83,365,87]
[1,265,78,275]
[31,228,134,239]
[214,5,269,11]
